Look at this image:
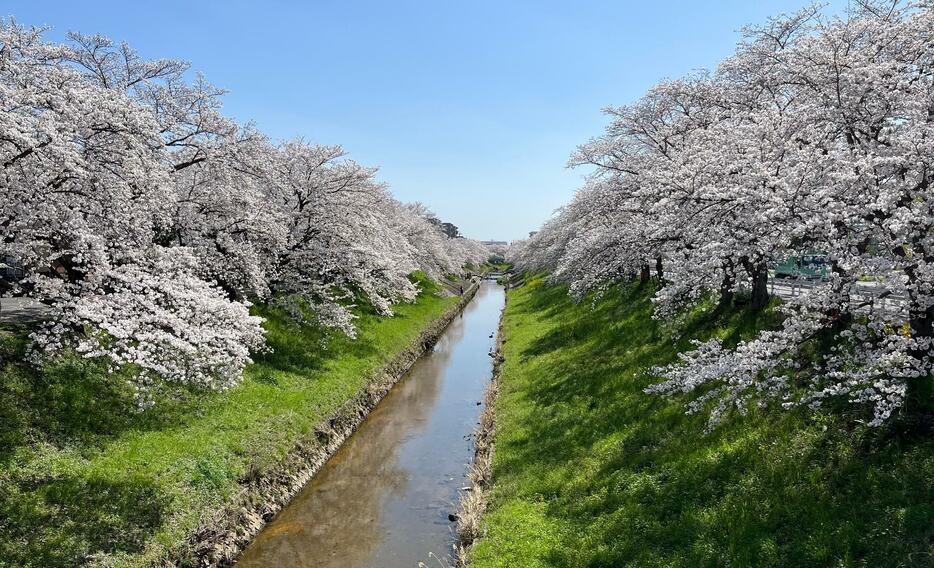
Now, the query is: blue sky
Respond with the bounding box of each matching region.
[8,1,844,240]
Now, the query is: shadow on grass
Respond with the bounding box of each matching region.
[0,331,224,466]
[488,278,934,567]
[0,336,142,461]
[0,302,386,464]
[0,305,383,563]
[251,304,381,375]
[0,471,168,567]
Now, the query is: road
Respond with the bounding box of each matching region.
[0,297,50,323]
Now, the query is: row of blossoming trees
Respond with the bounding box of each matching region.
[510,1,934,428]
[0,22,488,404]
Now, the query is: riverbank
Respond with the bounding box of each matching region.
[236,281,503,568]
[467,276,934,567]
[0,278,474,567]
[455,294,505,564]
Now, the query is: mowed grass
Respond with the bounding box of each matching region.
[470,276,934,568]
[0,280,455,567]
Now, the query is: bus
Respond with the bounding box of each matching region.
[774,253,830,280]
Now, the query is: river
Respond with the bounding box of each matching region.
[236,281,505,567]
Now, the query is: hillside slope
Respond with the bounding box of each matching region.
[0,280,456,567]
[470,277,934,567]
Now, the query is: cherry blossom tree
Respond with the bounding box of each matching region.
[651,1,934,427]
[0,22,267,399]
[0,21,488,403]
[515,1,934,427]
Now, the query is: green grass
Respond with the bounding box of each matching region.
[470,276,934,568]
[0,280,455,567]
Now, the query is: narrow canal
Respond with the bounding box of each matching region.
[236,281,505,567]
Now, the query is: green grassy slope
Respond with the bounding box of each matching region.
[0,282,455,567]
[470,276,934,568]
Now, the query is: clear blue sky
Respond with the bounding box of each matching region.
[7,1,845,241]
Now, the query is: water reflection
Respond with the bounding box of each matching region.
[236,283,504,568]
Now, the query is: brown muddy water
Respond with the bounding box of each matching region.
[236,282,505,568]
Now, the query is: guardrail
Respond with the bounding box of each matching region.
[770,279,907,319]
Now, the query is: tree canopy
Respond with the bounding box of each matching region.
[0,22,488,403]
[510,1,934,427]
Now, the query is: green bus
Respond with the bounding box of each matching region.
[774,253,830,280]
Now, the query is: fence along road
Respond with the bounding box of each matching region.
[770,278,907,319]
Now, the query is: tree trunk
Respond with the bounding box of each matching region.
[655,256,665,286]
[717,260,735,310]
[639,261,650,284]
[741,256,769,310]
[907,305,934,416]
[751,269,768,309]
